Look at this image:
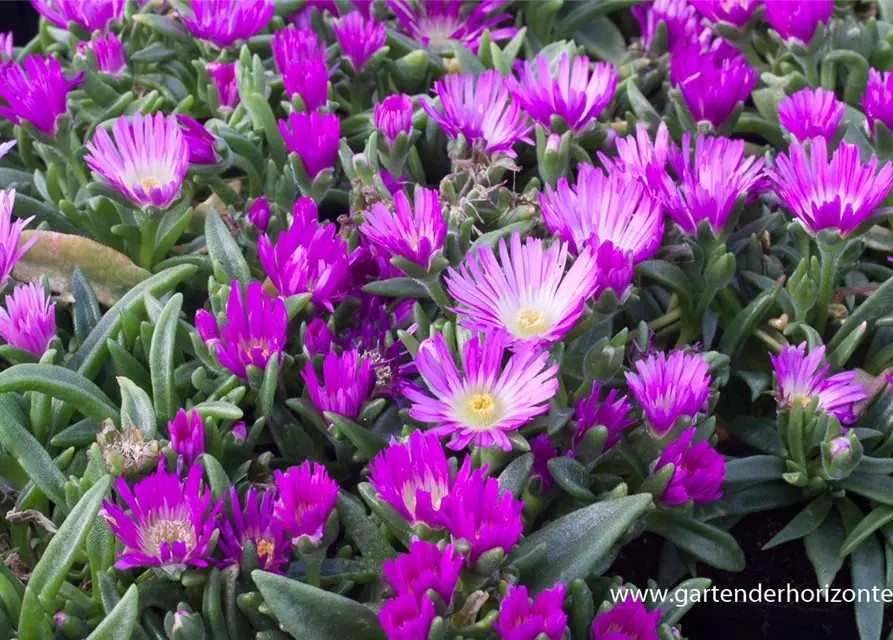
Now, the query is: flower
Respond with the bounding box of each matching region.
[690,0,758,26]
[0,282,55,356]
[84,112,189,210]
[218,487,289,573]
[181,0,274,48]
[272,461,338,545]
[387,0,516,53]
[591,240,635,300]
[763,0,834,45]
[382,540,463,605]
[102,462,220,570]
[421,70,533,157]
[302,350,374,423]
[97,422,161,477]
[304,318,334,355]
[81,32,126,77]
[345,297,417,399]
[207,61,240,111]
[540,163,663,262]
[167,409,204,468]
[281,59,329,111]
[494,584,567,640]
[771,138,893,237]
[272,26,328,72]
[195,281,288,380]
[662,133,767,236]
[633,0,700,53]
[406,330,559,451]
[333,11,386,73]
[177,115,220,165]
[443,464,523,562]
[360,187,446,272]
[0,55,82,137]
[625,351,711,436]
[31,0,123,32]
[445,233,600,345]
[654,427,724,505]
[374,94,414,147]
[770,342,868,424]
[379,594,436,640]
[591,598,661,640]
[247,197,270,232]
[863,69,893,136]
[509,53,617,134]
[279,111,341,180]
[779,87,845,142]
[231,421,247,442]
[368,430,453,528]
[670,47,757,128]
[258,198,351,310]
[530,435,557,490]
[0,32,11,61]
[574,381,635,450]
[599,122,672,198]
[0,190,36,287]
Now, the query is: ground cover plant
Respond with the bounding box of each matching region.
[3,0,893,638]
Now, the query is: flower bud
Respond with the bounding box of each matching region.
[247,197,270,232]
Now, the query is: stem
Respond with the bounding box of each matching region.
[648,307,681,331]
[138,221,157,270]
[815,240,845,335]
[754,329,783,353]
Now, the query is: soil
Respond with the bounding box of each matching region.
[612,505,890,639]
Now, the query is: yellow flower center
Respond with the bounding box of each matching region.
[469,393,495,421]
[256,538,275,560]
[139,177,163,191]
[516,307,548,337]
[144,518,195,557]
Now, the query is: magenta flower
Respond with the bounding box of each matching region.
[80,32,126,77]
[0,190,36,286]
[282,59,329,111]
[218,487,289,573]
[770,343,868,424]
[181,0,274,48]
[445,233,600,345]
[167,409,204,468]
[625,351,711,437]
[387,0,516,53]
[654,427,724,505]
[662,133,767,236]
[257,198,351,310]
[779,87,845,142]
[671,48,757,128]
[772,138,893,237]
[379,594,436,640]
[374,94,414,147]
[231,421,247,442]
[0,282,55,356]
[599,122,672,198]
[422,70,533,157]
[591,240,635,300]
[540,163,663,262]
[494,584,567,640]
[633,0,700,53]
[443,465,523,562]
[333,11,386,73]
[360,187,446,272]
[0,55,82,137]
[272,26,328,71]
[382,540,463,605]
[247,197,270,232]
[863,69,893,135]
[591,598,661,640]
[509,53,617,134]
[102,462,220,571]
[85,113,189,210]
[302,350,374,423]
[177,115,220,165]
[763,0,834,45]
[195,281,288,380]
[574,381,635,450]
[207,61,240,111]
[0,33,11,61]
[272,461,338,545]
[368,431,452,528]
[303,318,334,355]
[690,0,758,26]
[345,297,417,399]
[530,435,557,490]
[279,111,340,180]
[31,0,123,31]
[406,330,559,451]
